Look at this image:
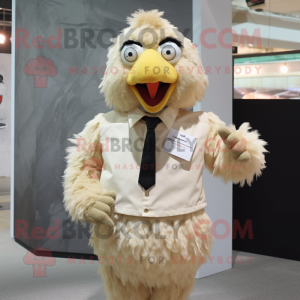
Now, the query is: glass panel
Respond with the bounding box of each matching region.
[234,52,300,99]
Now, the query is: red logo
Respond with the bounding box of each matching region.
[84,157,104,179]
[23,247,56,277]
[24,56,57,88]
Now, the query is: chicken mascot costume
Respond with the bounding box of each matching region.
[63,9,267,300]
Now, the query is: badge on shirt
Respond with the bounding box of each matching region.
[162,128,198,161]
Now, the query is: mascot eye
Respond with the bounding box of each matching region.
[158,42,181,64]
[121,45,143,66]
[161,45,176,60]
[124,47,137,62]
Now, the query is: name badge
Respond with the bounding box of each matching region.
[162,128,198,161]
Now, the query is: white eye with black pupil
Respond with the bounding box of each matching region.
[161,45,176,61]
[124,47,137,62]
[121,44,143,66]
[158,42,181,64]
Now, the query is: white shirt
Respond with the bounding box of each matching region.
[99,106,210,217]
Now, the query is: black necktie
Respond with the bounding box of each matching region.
[138,116,162,191]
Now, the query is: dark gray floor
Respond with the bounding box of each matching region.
[1,225,300,300]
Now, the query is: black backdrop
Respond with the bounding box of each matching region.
[233,100,300,261]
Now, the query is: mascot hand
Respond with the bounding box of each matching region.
[84,191,116,228]
[218,126,251,162]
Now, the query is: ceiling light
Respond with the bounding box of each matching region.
[280,63,288,74]
[0,34,5,44]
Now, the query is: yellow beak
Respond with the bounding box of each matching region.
[127,49,178,113]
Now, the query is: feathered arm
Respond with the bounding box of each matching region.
[204,112,267,186]
[63,114,115,226]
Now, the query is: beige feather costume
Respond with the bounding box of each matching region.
[63,10,267,300]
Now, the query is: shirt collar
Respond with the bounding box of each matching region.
[128,106,179,130]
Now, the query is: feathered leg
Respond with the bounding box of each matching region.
[100,265,151,300]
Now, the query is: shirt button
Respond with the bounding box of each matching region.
[144,208,149,213]
[145,192,149,197]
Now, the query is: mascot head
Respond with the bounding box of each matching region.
[100,9,208,113]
